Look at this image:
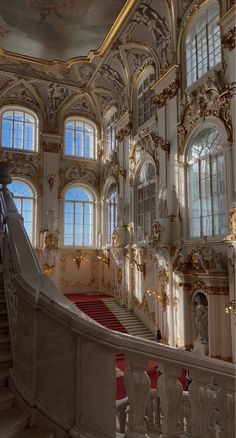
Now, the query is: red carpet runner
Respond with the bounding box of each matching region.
[66,293,186,399]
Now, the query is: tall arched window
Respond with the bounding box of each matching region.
[186,5,221,87]
[0,107,38,151]
[137,70,155,128]
[106,184,118,245]
[64,118,96,159]
[106,108,117,153]
[187,127,227,238]
[63,186,95,246]
[9,179,35,243]
[136,162,157,241]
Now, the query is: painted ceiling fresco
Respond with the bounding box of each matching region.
[0,0,127,61]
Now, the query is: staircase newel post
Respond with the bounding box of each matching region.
[124,353,151,438]
[157,362,183,438]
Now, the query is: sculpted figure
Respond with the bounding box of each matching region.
[195,295,208,344]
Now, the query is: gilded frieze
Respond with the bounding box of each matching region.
[173,243,227,274]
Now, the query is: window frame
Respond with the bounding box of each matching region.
[184,3,222,88]
[186,125,227,239]
[63,184,96,248]
[135,161,157,243]
[0,106,39,153]
[105,107,117,154]
[134,67,156,132]
[64,117,97,160]
[9,178,36,245]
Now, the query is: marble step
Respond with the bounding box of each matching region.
[0,368,9,386]
[0,387,14,411]
[16,427,56,437]
[0,407,29,437]
[0,321,9,337]
[103,299,154,340]
[0,335,10,349]
[0,300,6,311]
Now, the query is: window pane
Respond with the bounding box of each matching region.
[64,120,96,159]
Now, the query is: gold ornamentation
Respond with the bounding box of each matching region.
[177,71,232,159]
[154,79,179,108]
[112,228,120,248]
[42,141,62,153]
[132,293,155,325]
[128,246,152,280]
[44,232,58,250]
[222,27,236,51]
[228,206,236,234]
[43,263,55,275]
[73,250,88,270]
[97,248,111,269]
[152,222,165,244]
[116,122,132,142]
[158,268,169,311]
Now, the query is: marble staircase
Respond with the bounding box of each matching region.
[103,298,154,340]
[0,275,55,438]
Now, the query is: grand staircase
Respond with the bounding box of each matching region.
[0,274,55,438]
[102,298,154,341]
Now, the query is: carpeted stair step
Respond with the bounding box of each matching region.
[0,406,29,437]
[0,387,14,411]
[16,427,56,437]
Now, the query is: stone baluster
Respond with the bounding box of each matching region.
[157,362,183,438]
[188,372,219,438]
[124,354,151,438]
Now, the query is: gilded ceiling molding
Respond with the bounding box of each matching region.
[222,27,236,51]
[0,0,137,67]
[177,71,232,159]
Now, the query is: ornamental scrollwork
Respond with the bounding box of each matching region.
[154,79,179,109]
[222,27,236,51]
[177,70,232,159]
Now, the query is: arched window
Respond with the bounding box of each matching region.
[64,118,96,159]
[187,127,227,238]
[136,162,157,241]
[0,107,38,151]
[106,108,117,152]
[137,70,155,128]
[63,186,95,246]
[9,179,35,243]
[106,184,118,245]
[186,5,221,87]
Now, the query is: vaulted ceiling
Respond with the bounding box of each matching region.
[0,0,131,62]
